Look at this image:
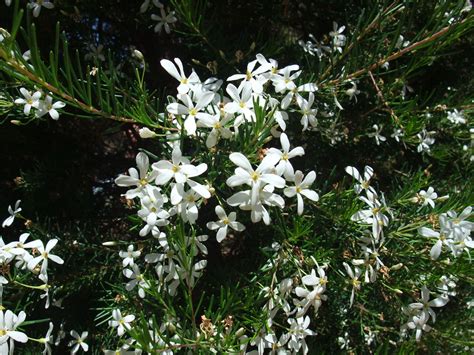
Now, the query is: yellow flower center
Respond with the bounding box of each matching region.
[245,70,252,81]
[296,186,302,193]
[251,172,260,182]
[282,152,289,161]
[139,179,148,186]
[189,108,198,116]
[223,218,229,225]
[172,165,180,173]
[180,78,188,84]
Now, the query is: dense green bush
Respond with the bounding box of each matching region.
[0,0,473,353]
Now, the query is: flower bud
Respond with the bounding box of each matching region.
[132,49,144,62]
[235,327,246,338]
[390,263,403,270]
[139,127,158,139]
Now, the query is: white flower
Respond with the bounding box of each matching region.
[109,309,135,336]
[461,0,472,13]
[5,0,12,6]
[271,64,301,94]
[206,206,245,242]
[160,58,200,94]
[0,310,28,354]
[411,187,438,208]
[226,152,284,206]
[343,262,361,307]
[198,112,233,148]
[280,81,317,110]
[84,44,105,62]
[152,145,210,204]
[123,264,149,298]
[417,129,435,153]
[166,92,214,135]
[351,190,389,241]
[345,81,360,102]
[37,95,66,120]
[151,6,177,34]
[408,286,449,323]
[115,152,158,199]
[227,59,268,94]
[223,83,255,124]
[176,188,201,224]
[447,109,466,125]
[227,185,285,225]
[27,239,64,276]
[297,92,317,131]
[38,322,54,355]
[4,232,41,268]
[30,0,54,18]
[391,128,404,142]
[137,188,170,237]
[337,332,350,350]
[446,206,473,239]
[14,88,42,115]
[267,133,305,179]
[419,222,451,260]
[284,170,319,215]
[2,200,21,228]
[69,330,89,353]
[437,275,457,297]
[329,22,346,52]
[345,165,374,194]
[255,53,280,80]
[368,124,386,145]
[286,316,316,354]
[294,267,327,316]
[402,311,431,342]
[119,245,141,268]
[352,251,378,284]
[138,127,158,139]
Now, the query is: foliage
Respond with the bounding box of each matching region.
[0,0,473,353]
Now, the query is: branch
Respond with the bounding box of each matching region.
[326,17,470,86]
[4,57,135,123]
[368,70,401,127]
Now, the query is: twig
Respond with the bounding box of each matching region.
[319,1,400,82]
[368,70,402,127]
[326,18,469,86]
[6,58,135,123]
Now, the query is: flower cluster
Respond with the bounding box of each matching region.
[1,201,64,354]
[400,285,450,342]
[242,246,322,354]
[418,206,473,260]
[14,88,65,120]
[161,53,318,136]
[140,0,177,34]
[345,165,389,306]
